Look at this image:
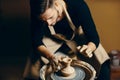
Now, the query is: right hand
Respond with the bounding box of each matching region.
[77,45,93,58]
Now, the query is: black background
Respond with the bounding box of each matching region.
[0,0,31,80]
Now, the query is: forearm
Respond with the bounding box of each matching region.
[37,45,54,59]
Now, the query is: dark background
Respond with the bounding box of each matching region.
[0,0,31,80]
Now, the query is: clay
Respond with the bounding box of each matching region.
[60,56,75,77]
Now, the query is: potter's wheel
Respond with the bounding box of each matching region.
[51,66,85,80]
[40,60,96,80]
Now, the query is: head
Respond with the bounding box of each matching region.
[31,0,65,26]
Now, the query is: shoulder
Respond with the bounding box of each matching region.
[64,0,85,9]
[65,0,84,5]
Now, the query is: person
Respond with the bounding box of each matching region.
[23,0,110,80]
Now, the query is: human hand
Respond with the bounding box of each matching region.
[77,45,93,58]
[49,55,63,72]
[77,42,96,58]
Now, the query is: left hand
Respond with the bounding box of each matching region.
[49,55,64,72]
[77,42,96,58]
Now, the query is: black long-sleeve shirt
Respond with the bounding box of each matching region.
[30,0,100,49]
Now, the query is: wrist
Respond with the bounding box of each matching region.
[47,54,54,60]
[88,42,96,51]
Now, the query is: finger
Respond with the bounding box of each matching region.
[85,48,92,55]
[57,65,61,70]
[52,57,58,65]
[80,45,88,52]
[88,53,93,58]
[87,51,92,58]
[85,48,92,57]
[77,46,81,50]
